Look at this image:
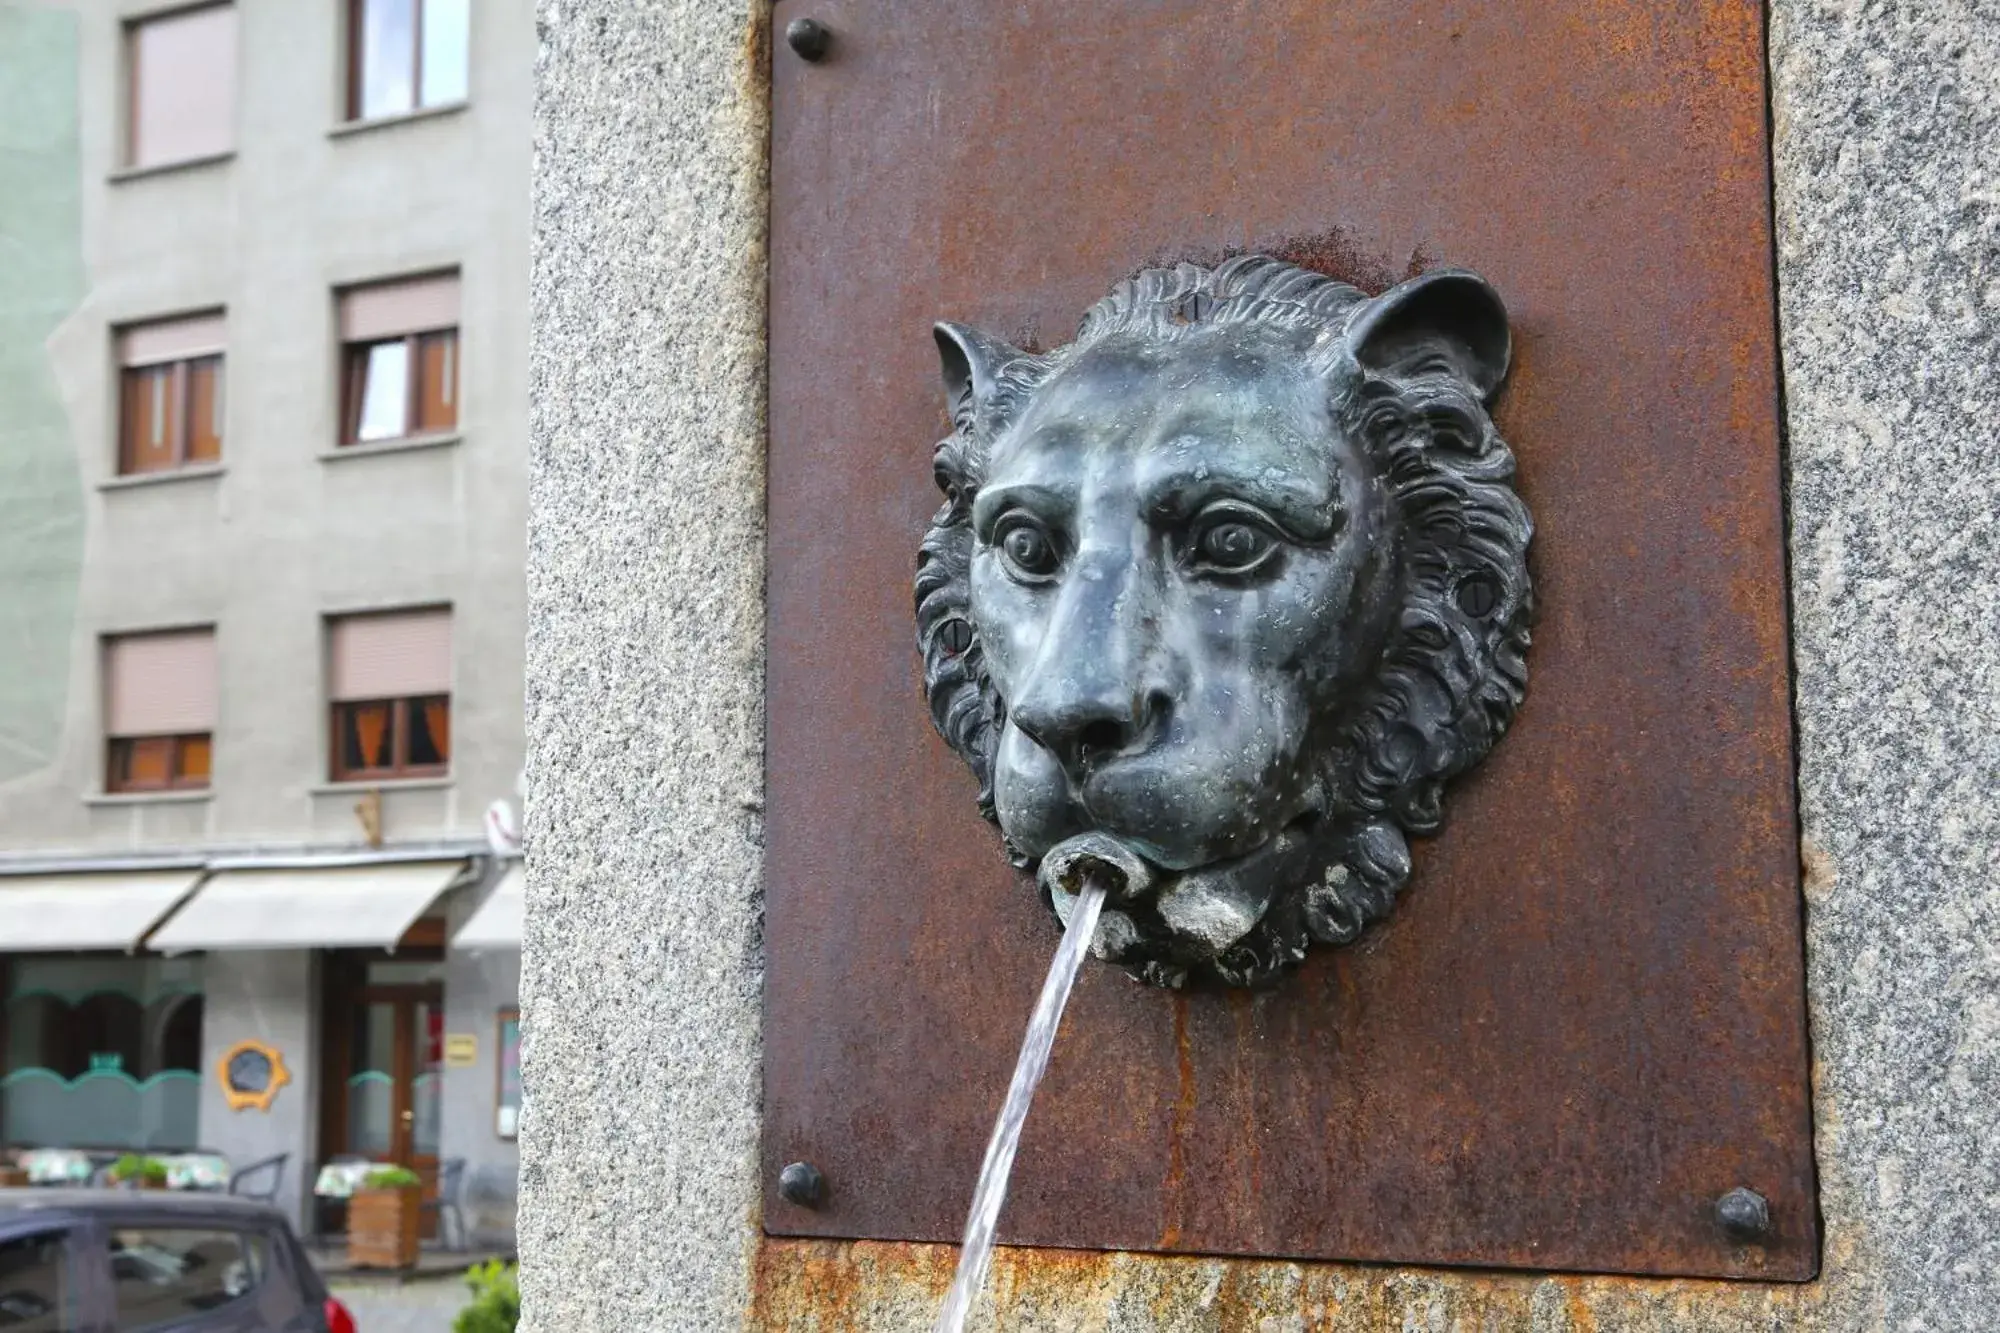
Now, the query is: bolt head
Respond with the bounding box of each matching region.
[785,17,832,61]
[1715,1186,1771,1243]
[778,1160,826,1208]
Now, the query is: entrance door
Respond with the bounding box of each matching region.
[344,985,443,1233]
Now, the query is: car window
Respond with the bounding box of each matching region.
[106,1228,265,1331]
[0,1230,77,1332]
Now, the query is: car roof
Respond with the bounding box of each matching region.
[0,1188,285,1222]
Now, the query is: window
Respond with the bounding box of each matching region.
[2,957,205,1152]
[0,1230,77,1332]
[347,0,470,122]
[327,609,452,781]
[125,4,236,169]
[496,1008,521,1139]
[337,274,460,445]
[116,315,224,474]
[107,1227,263,1330]
[103,630,216,794]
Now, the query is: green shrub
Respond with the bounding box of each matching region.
[359,1165,423,1190]
[453,1259,519,1333]
[108,1154,168,1184]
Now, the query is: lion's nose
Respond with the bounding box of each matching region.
[1011,683,1171,778]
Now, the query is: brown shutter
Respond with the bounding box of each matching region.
[121,365,182,474]
[339,273,461,342]
[105,630,218,737]
[329,609,453,701]
[185,357,224,461]
[415,330,458,432]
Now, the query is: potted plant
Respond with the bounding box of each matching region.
[346,1165,424,1269]
[453,1260,519,1333]
[107,1155,169,1190]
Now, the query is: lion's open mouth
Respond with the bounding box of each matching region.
[1045,807,1322,960]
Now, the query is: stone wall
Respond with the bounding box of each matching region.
[1769,0,2000,1322]
[519,0,2000,1326]
[521,0,767,1325]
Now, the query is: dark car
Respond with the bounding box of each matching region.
[0,1189,356,1332]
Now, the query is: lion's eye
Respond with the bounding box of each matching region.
[996,519,1060,582]
[1191,517,1279,575]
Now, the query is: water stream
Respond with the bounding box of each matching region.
[932,872,1109,1333]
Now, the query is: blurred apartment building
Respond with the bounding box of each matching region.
[0,0,532,1246]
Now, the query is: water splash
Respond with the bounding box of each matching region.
[932,871,1109,1333]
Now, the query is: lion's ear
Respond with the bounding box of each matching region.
[1345,270,1511,399]
[934,322,1024,428]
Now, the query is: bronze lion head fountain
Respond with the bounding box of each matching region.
[917,255,1533,987]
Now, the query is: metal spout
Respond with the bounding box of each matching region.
[1037,831,1154,902]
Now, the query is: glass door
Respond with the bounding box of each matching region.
[341,984,444,1235]
[341,986,444,1164]
[409,996,443,1231]
[345,998,399,1159]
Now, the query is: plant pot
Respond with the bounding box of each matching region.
[347,1185,423,1269]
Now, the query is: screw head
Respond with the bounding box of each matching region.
[785,17,832,62]
[778,1160,826,1209]
[1715,1186,1771,1243]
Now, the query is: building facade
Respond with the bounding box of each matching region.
[0,0,532,1248]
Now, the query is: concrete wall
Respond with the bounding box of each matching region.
[195,949,318,1231]
[442,872,520,1249]
[0,0,535,855]
[521,0,2000,1329]
[0,5,88,790]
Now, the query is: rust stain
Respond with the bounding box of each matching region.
[749,1237,1849,1330]
[1159,993,1195,1249]
[1124,226,1409,297]
[1264,229,1407,295]
[739,1,771,105]
[1800,838,1837,905]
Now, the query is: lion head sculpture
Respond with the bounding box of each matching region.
[915,255,1533,987]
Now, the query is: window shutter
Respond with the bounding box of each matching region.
[105,630,218,737]
[330,609,453,700]
[339,274,462,342]
[129,4,237,168]
[119,313,226,366]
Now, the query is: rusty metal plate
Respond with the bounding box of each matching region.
[764,0,1815,1280]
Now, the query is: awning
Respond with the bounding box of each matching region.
[452,863,523,950]
[147,860,467,952]
[450,860,520,944]
[0,870,205,951]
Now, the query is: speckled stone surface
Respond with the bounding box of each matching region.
[1772,0,2000,1326]
[522,0,2000,1327]
[518,1,768,1329]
